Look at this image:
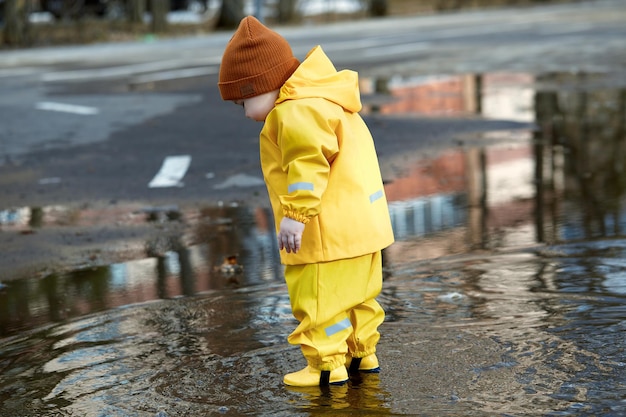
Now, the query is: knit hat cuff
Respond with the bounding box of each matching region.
[219,56,300,101]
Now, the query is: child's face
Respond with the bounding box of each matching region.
[234,90,279,122]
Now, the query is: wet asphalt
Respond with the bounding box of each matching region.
[3,0,625,276]
[1,1,626,415]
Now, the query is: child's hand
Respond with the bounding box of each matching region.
[278,217,305,253]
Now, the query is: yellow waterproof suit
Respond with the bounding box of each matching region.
[259,46,395,371]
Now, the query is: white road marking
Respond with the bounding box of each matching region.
[38,177,62,185]
[148,155,191,188]
[42,59,221,83]
[35,101,99,115]
[0,67,41,78]
[213,173,265,189]
[130,67,219,85]
[363,41,432,57]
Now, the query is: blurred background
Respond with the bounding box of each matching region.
[1,0,574,47]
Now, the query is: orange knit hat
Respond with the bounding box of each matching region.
[218,16,300,101]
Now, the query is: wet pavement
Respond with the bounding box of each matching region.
[2,2,626,416]
[2,68,626,416]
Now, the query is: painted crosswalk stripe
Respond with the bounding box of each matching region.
[148,155,191,188]
[35,101,99,115]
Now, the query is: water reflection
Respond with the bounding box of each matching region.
[534,73,626,243]
[286,373,392,415]
[1,70,626,415]
[379,240,626,416]
[0,204,281,338]
[377,71,626,264]
[2,71,626,335]
[3,237,625,415]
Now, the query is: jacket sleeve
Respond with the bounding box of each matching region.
[275,100,340,223]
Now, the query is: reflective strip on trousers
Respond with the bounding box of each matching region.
[324,317,352,337]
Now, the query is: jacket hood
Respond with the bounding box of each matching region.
[276,46,362,113]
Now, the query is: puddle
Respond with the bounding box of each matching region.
[0,204,282,338]
[367,70,626,262]
[1,70,626,415]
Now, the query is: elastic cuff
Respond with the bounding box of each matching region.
[349,348,376,359]
[283,209,311,224]
[309,357,346,371]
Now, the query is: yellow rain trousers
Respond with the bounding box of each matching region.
[285,251,385,371]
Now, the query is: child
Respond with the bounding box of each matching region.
[218,16,394,387]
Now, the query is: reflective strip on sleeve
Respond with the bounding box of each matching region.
[324,317,352,337]
[288,182,314,193]
[369,189,384,203]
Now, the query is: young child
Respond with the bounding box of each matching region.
[218,16,394,387]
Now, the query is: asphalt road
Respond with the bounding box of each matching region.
[1,0,625,206]
[0,0,625,277]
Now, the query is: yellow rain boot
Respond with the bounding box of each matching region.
[284,365,349,387]
[346,354,380,374]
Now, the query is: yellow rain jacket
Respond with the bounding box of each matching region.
[260,46,394,265]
